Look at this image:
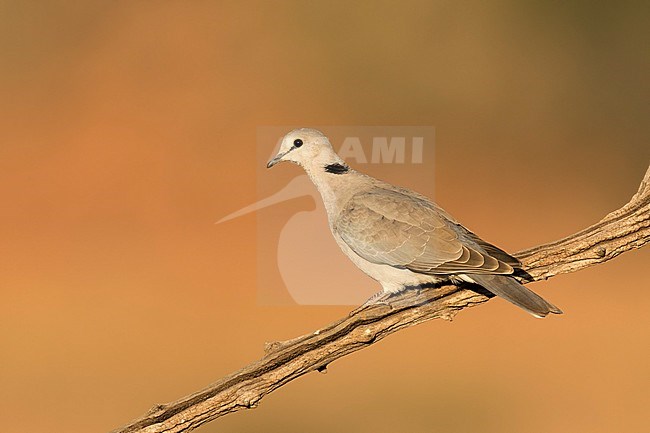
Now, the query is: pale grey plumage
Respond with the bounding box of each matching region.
[267,128,561,318]
[335,187,514,274]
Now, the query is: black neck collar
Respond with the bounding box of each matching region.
[324,163,349,174]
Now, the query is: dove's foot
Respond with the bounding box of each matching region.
[349,290,397,316]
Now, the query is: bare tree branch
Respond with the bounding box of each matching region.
[111,165,650,433]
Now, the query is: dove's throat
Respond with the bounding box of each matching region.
[303,157,365,224]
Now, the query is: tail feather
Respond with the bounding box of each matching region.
[466,274,562,318]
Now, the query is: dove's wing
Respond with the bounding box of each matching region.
[334,188,516,275]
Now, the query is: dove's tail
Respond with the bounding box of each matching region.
[465,274,562,318]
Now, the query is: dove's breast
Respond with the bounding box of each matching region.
[331,230,445,292]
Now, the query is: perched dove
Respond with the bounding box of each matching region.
[267,128,561,317]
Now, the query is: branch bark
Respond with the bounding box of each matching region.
[112,165,650,433]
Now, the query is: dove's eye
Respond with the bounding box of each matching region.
[293,139,303,148]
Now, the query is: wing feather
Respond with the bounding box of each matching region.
[334,188,515,275]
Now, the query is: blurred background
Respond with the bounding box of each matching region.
[1,1,649,432]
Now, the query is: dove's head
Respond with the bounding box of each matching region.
[267,128,345,171]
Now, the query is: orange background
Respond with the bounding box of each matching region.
[1,2,649,433]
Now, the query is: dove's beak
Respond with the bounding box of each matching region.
[266,150,288,168]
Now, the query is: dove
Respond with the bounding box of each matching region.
[267,128,561,317]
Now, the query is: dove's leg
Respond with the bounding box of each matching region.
[362,290,395,307]
[349,289,399,316]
